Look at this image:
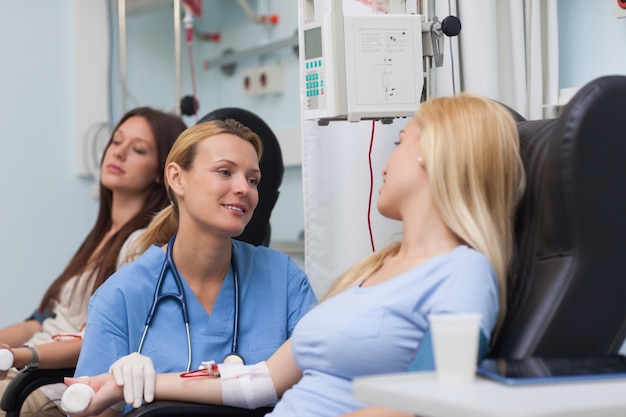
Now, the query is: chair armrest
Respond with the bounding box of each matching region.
[125,401,273,417]
[0,367,75,417]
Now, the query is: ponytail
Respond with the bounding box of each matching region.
[124,205,179,264]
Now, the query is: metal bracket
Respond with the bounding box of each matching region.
[430,17,445,67]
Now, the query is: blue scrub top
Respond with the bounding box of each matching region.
[75,240,317,377]
[269,245,498,417]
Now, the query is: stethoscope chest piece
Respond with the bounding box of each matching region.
[223,352,245,365]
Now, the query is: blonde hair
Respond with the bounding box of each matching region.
[324,93,526,330]
[126,119,263,258]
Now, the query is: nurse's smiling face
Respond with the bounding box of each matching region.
[173,133,261,238]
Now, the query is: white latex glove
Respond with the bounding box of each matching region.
[108,352,155,408]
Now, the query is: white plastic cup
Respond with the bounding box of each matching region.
[428,313,482,383]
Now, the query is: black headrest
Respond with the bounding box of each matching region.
[491,75,626,358]
[501,102,527,123]
[198,108,284,246]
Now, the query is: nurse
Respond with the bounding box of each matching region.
[73,119,317,408]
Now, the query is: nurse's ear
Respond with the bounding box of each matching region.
[165,162,186,198]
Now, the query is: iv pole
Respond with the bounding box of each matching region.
[174,0,182,116]
[117,0,183,117]
[418,0,461,101]
[418,0,432,101]
[117,0,127,114]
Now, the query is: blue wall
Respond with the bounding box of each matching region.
[0,1,99,325]
[558,0,626,88]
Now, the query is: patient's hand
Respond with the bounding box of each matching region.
[64,374,123,417]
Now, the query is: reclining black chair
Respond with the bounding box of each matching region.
[0,108,283,417]
[489,74,626,358]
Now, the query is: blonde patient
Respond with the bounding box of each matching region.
[64,93,525,417]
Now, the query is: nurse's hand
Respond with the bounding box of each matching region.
[108,352,156,408]
[64,374,123,417]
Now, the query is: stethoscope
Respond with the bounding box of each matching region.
[137,234,244,371]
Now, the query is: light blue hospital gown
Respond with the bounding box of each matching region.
[269,245,498,417]
[75,239,317,379]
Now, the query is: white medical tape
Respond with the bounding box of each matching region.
[218,361,277,409]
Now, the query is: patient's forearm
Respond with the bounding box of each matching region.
[11,340,82,369]
[154,373,224,404]
[154,339,301,406]
[37,340,82,368]
[0,320,42,347]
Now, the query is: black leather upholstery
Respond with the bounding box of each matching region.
[125,402,273,417]
[0,368,75,417]
[489,75,626,358]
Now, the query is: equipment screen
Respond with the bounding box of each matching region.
[304,27,323,60]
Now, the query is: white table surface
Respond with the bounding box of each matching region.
[353,371,626,417]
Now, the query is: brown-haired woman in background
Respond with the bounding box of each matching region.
[0,107,186,417]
